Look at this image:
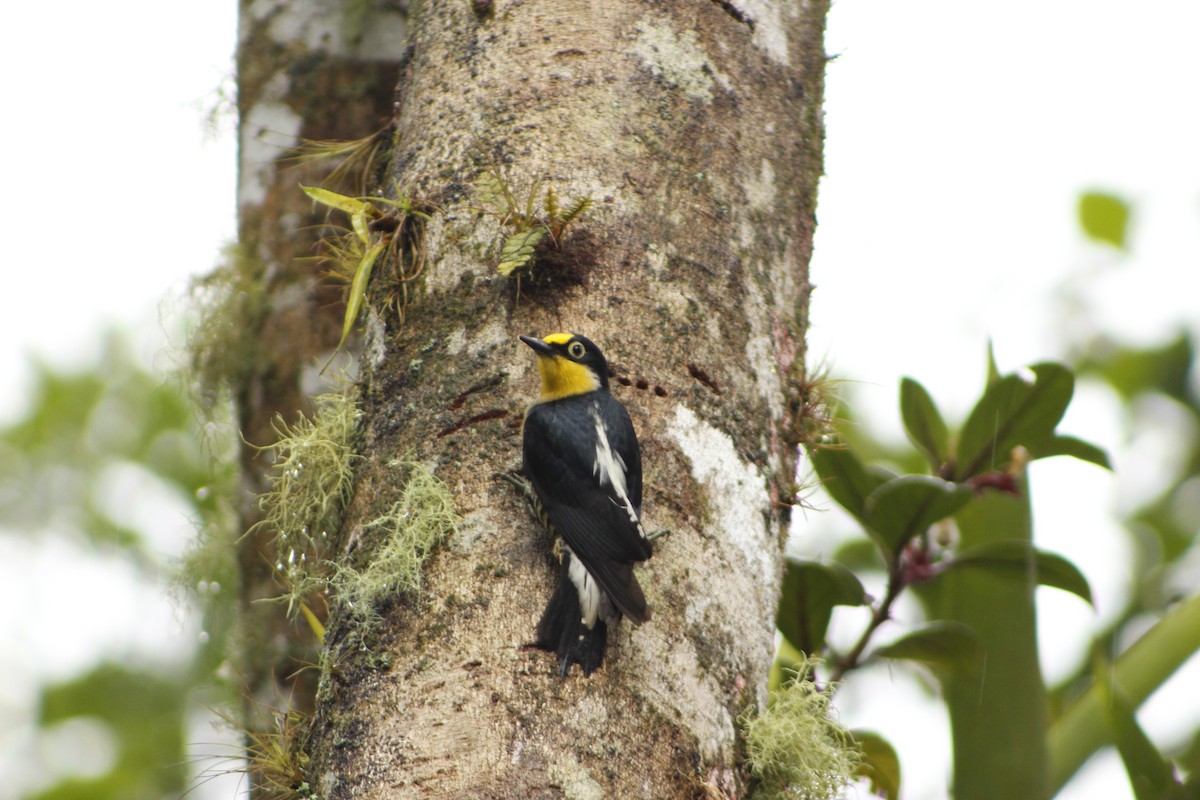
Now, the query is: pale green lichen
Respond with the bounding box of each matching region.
[742,661,860,800]
[548,756,604,800]
[187,242,267,407]
[631,20,731,102]
[330,459,458,630]
[253,389,361,616]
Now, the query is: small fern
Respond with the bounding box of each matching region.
[473,168,593,277]
[497,227,547,276]
[558,195,594,232]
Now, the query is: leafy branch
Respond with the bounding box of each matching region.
[779,357,1113,798]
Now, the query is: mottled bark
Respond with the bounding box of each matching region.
[297,1,828,798]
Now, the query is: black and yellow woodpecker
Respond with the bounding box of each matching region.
[519,332,652,677]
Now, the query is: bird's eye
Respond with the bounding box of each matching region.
[568,341,586,359]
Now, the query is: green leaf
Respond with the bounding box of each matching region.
[900,377,950,470]
[851,730,901,800]
[474,170,510,213]
[1079,190,1131,250]
[776,559,867,655]
[338,240,386,351]
[543,185,562,221]
[809,443,887,524]
[832,537,885,573]
[863,475,972,560]
[497,226,546,275]
[944,540,1093,605]
[1093,657,1182,800]
[374,190,429,219]
[955,362,1075,480]
[300,601,326,641]
[302,184,369,217]
[1031,434,1112,470]
[935,483,1048,800]
[872,621,981,677]
[351,205,371,245]
[985,340,1001,386]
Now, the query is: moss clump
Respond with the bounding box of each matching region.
[331,460,459,630]
[254,389,362,615]
[742,662,860,800]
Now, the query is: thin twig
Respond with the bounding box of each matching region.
[828,560,907,683]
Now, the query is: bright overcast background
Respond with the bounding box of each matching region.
[1,2,1198,798]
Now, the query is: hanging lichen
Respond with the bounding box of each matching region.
[742,661,861,800]
[330,459,460,632]
[252,389,362,617]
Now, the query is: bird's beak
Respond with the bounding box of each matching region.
[520,335,556,357]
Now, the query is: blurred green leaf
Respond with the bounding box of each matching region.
[985,340,1001,386]
[35,663,187,800]
[1092,657,1182,800]
[1176,730,1200,797]
[776,559,867,655]
[955,362,1074,480]
[0,335,211,559]
[1031,434,1111,470]
[872,621,981,677]
[1078,191,1131,250]
[0,334,238,798]
[863,475,972,560]
[943,540,1093,605]
[1079,333,1195,406]
[851,730,901,800]
[1133,497,1197,566]
[936,481,1049,800]
[900,377,949,471]
[810,442,888,524]
[832,537,885,573]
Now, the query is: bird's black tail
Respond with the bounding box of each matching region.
[535,568,608,677]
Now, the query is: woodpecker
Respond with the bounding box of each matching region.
[518,332,652,677]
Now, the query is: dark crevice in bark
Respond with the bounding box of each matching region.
[709,0,755,30]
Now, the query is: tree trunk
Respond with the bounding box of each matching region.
[232,0,410,748]
[235,1,827,797]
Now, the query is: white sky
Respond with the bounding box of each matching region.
[1,2,1198,798]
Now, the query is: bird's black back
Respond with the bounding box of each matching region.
[523,389,650,621]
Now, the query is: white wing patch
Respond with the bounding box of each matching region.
[589,405,646,538]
